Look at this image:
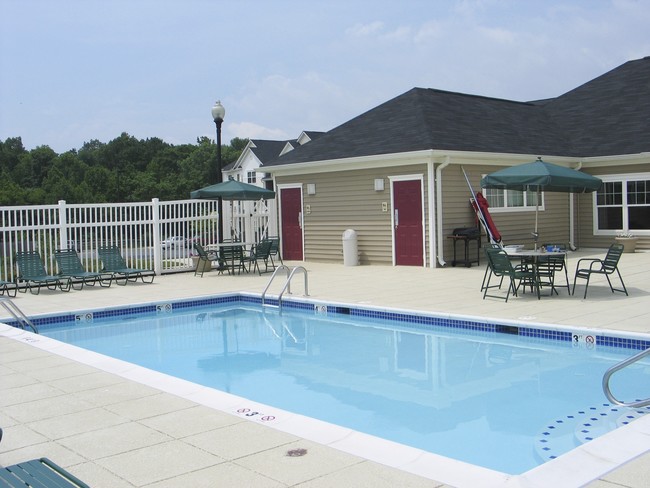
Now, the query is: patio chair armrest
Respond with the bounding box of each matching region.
[575,257,600,268]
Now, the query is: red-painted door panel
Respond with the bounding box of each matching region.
[280,188,303,260]
[393,180,423,266]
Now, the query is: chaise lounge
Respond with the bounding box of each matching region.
[97,245,155,285]
[0,457,90,488]
[15,251,72,294]
[55,248,113,290]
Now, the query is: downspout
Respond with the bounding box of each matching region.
[569,161,583,251]
[427,156,436,268]
[436,155,451,266]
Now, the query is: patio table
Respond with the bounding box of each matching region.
[205,242,255,274]
[504,248,568,296]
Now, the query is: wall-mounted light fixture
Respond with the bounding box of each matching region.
[307,183,316,195]
[374,178,385,191]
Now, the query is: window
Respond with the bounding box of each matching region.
[247,171,257,184]
[596,175,650,233]
[483,187,542,211]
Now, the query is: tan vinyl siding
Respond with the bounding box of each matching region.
[441,165,571,256]
[276,164,429,265]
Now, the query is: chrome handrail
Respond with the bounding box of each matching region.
[603,346,650,408]
[0,296,38,334]
[261,265,309,310]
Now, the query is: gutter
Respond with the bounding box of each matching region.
[436,156,451,266]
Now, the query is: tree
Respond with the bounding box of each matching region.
[0,134,245,204]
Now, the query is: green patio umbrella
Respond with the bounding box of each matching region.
[191,177,276,243]
[190,177,276,201]
[480,158,602,244]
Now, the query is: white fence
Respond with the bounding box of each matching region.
[0,198,277,282]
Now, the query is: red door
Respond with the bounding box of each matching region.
[280,187,303,260]
[393,180,424,266]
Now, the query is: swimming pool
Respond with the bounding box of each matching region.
[28,294,650,476]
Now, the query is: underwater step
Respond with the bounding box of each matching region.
[535,403,650,463]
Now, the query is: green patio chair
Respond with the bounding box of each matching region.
[266,237,283,267]
[483,248,540,302]
[193,242,227,277]
[536,243,570,295]
[572,243,628,299]
[55,249,112,290]
[480,243,503,292]
[0,457,90,488]
[243,239,273,275]
[15,251,72,294]
[219,245,248,275]
[97,245,155,285]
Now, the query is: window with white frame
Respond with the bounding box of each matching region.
[596,174,650,233]
[483,187,542,211]
[247,171,257,184]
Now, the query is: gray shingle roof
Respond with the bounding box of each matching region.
[266,57,650,166]
[249,139,293,164]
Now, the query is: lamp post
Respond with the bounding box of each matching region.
[211,100,226,243]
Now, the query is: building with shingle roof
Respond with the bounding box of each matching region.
[260,57,650,266]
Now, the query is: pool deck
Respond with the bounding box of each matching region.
[2,248,650,487]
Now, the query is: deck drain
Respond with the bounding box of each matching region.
[286,448,308,457]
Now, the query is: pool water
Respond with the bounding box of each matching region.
[41,302,650,474]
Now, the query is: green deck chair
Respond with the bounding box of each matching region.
[572,243,628,299]
[219,245,248,275]
[483,248,540,302]
[0,457,90,488]
[244,239,273,275]
[266,237,283,267]
[193,242,227,277]
[55,249,113,290]
[536,243,570,295]
[15,251,72,294]
[97,245,155,285]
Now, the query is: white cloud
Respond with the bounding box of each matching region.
[346,21,384,37]
[227,122,288,141]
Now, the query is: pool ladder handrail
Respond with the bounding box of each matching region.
[0,296,38,334]
[602,346,650,408]
[261,265,309,310]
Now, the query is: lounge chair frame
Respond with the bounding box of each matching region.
[97,245,155,285]
[0,279,17,298]
[572,243,628,299]
[15,251,72,294]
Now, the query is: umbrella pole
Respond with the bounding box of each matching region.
[534,189,540,250]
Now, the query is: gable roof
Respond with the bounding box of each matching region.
[265,56,650,166]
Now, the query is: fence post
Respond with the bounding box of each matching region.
[58,200,68,250]
[152,198,162,275]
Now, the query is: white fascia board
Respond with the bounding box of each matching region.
[265,150,435,176]
[578,152,650,168]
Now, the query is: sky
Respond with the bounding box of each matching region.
[1,0,649,154]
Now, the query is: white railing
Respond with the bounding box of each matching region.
[1,199,277,281]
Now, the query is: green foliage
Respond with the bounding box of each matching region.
[0,133,244,204]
